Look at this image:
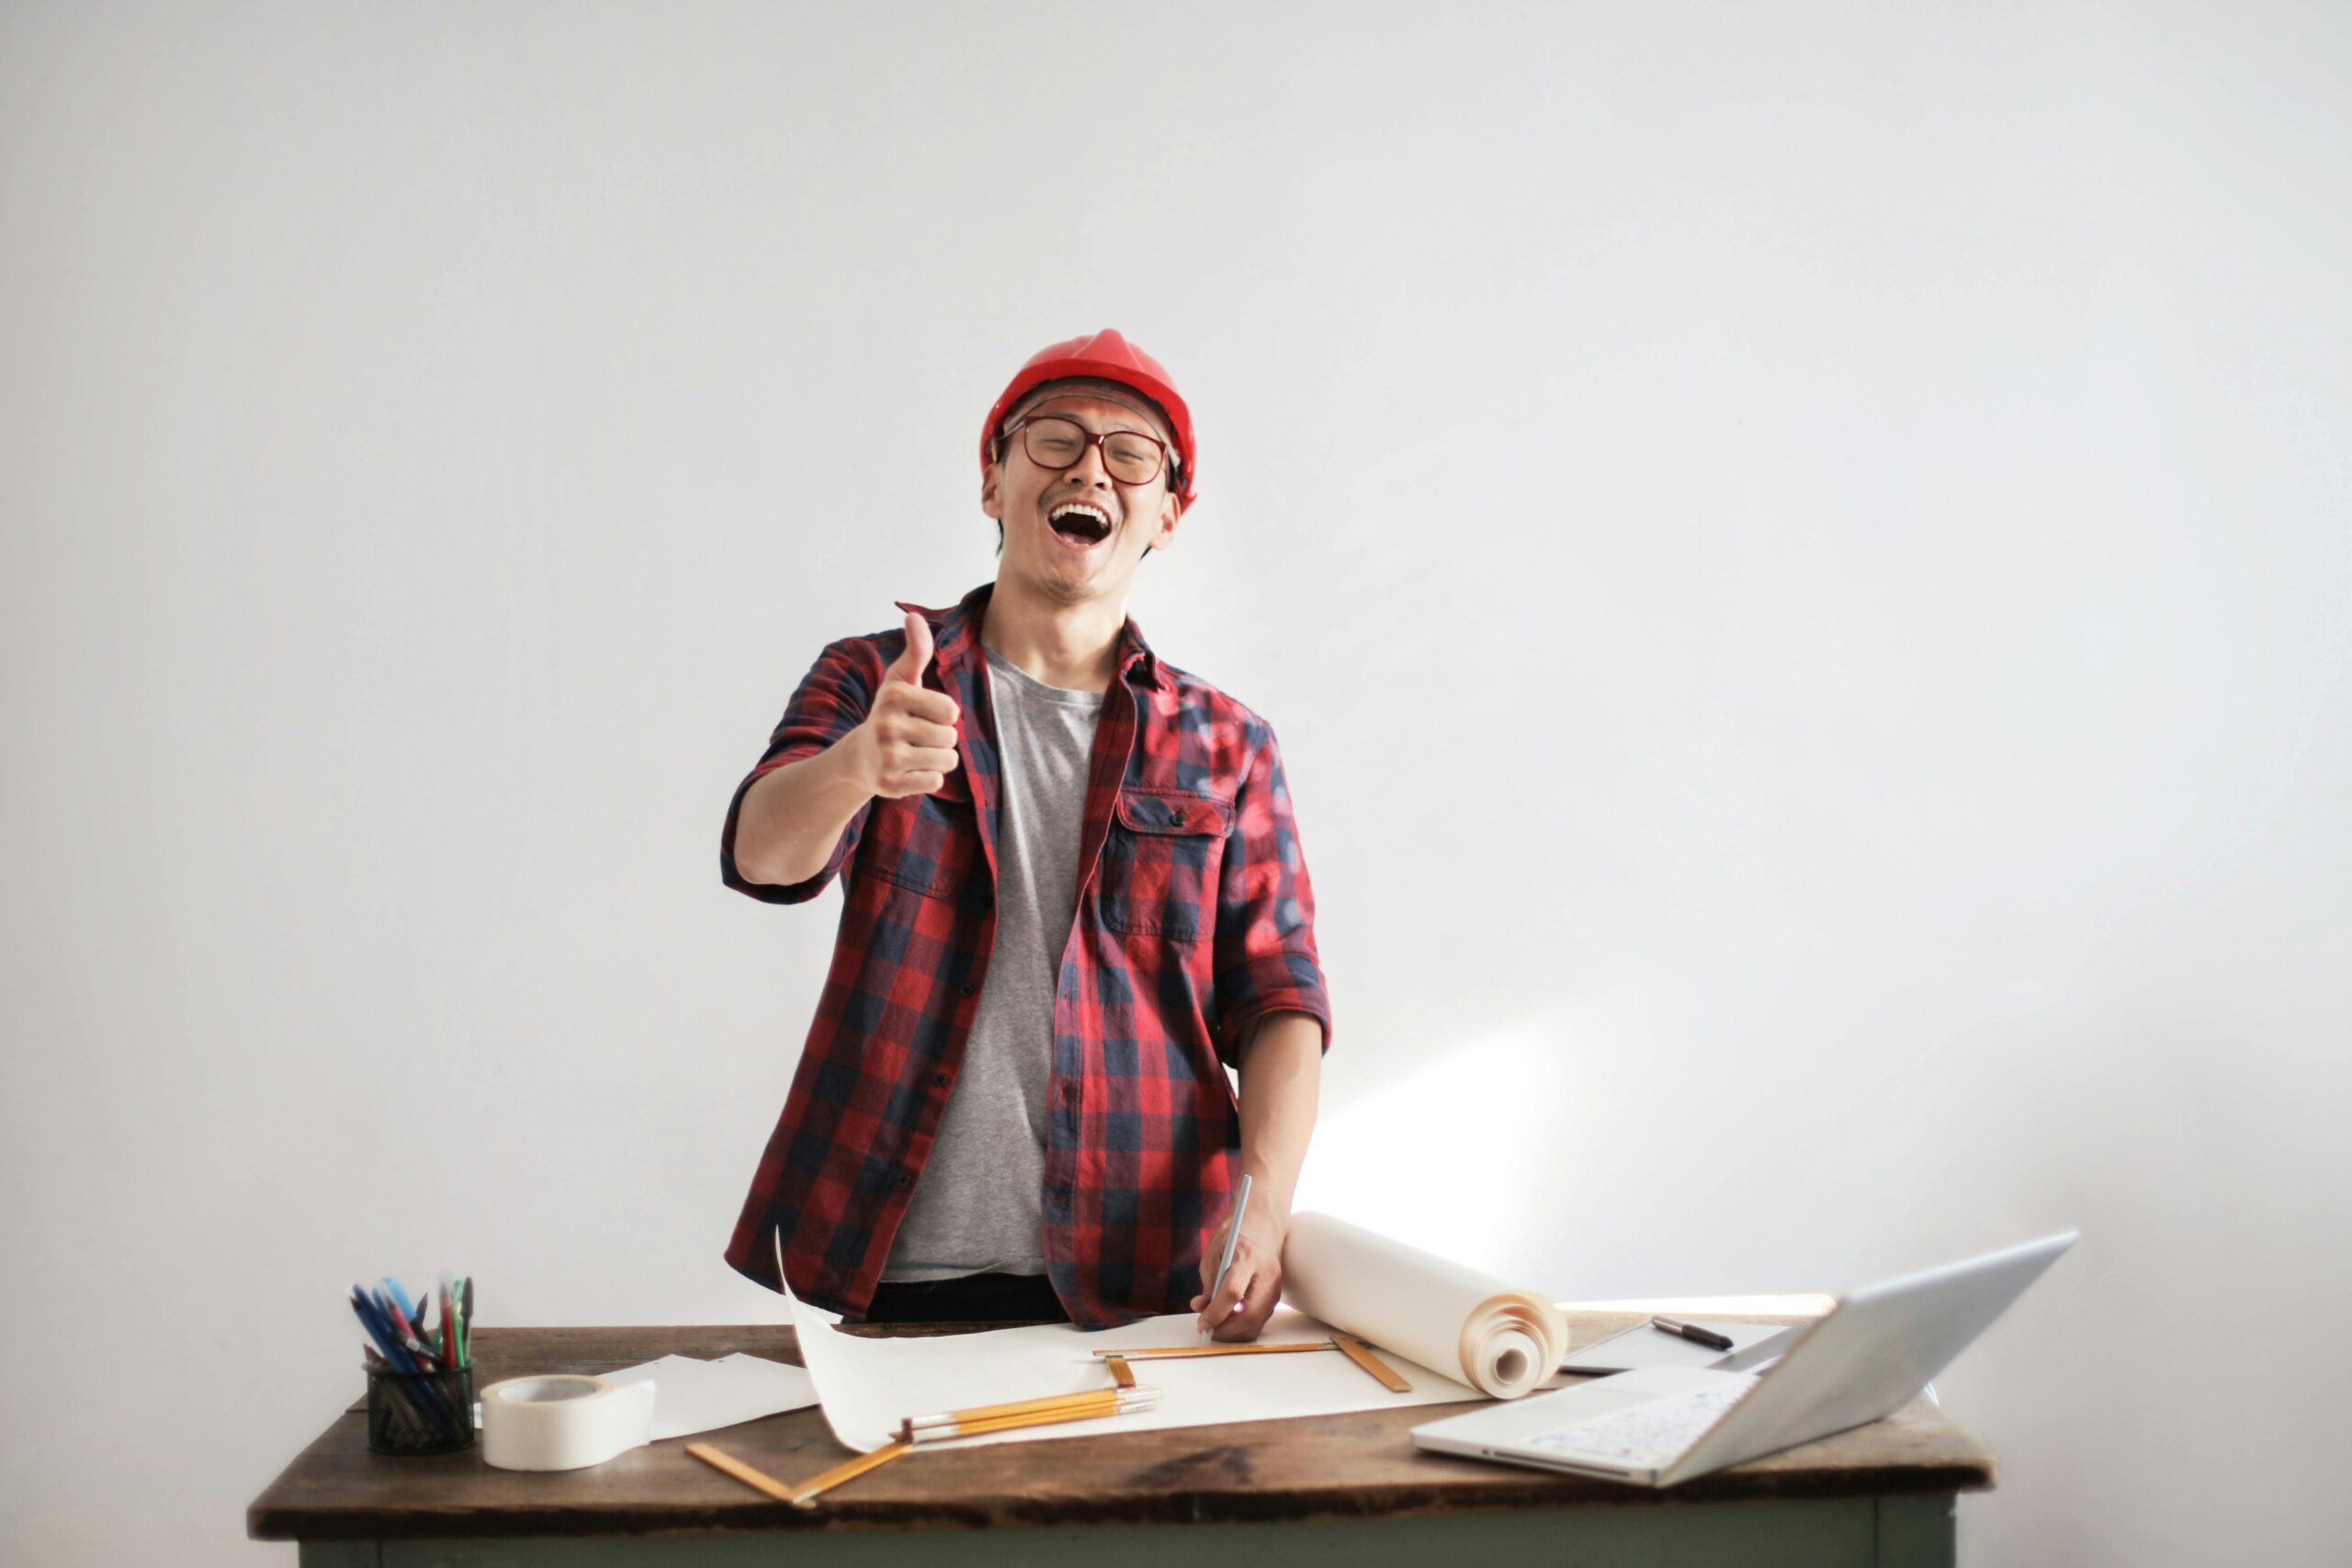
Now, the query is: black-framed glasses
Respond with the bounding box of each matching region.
[1002,415,1176,487]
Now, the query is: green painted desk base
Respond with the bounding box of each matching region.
[300,1493,1957,1568]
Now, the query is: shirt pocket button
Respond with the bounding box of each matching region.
[958,982,976,997]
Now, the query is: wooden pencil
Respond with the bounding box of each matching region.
[1329,1330,1413,1392]
[707,1385,1161,1512]
[907,1389,1158,1444]
[1092,1340,1338,1360]
[907,1385,1142,1430]
[784,1440,915,1508]
[685,1441,804,1505]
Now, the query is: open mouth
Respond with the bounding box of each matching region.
[1048,502,1114,547]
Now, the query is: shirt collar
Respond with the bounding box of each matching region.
[894,582,1165,692]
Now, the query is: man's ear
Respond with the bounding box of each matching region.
[1150,489,1182,550]
[980,460,1002,520]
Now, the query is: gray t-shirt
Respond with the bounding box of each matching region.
[881,644,1102,1280]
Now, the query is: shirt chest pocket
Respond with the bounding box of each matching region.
[857,781,977,899]
[1097,788,1234,942]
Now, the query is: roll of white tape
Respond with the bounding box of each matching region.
[480,1373,657,1472]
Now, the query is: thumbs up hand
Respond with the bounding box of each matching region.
[853,611,961,799]
[885,610,933,689]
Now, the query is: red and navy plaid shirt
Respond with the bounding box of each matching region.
[719,582,1331,1327]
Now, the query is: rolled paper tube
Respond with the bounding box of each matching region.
[1279,1213,1567,1399]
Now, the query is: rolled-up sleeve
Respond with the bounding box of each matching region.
[720,637,878,905]
[1211,728,1332,1065]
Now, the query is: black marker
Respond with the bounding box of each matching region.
[1650,1315,1735,1351]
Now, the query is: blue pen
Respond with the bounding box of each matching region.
[382,1276,422,1329]
[382,1276,441,1372]
[350,1287,411,1368]
[371,1289,423,1363]
[376,1286,435,1364]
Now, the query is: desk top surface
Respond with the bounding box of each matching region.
[247,1303,1996,1541]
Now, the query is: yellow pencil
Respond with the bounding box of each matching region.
[688,1441,824,1506]
[906,1388,1159,1443]
[906,1385,1144,1431]
[1092,1341,1337,1360]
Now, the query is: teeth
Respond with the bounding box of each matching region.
[1050,503,1110,525]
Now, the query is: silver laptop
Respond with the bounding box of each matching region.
[1412,1231,2075,1487]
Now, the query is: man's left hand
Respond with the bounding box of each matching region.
[1189,1194,1288,1340]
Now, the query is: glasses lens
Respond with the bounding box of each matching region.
[1021,417,1085,468]
[1102,433,1163,484]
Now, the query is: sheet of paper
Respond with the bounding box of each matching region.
[787,1297,1477,1454]
[1555,1319,1800,1376]
[596,1351,819,1440]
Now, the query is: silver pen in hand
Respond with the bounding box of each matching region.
[1201,1174,1253,1339]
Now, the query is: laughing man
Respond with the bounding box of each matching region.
[720,330,1331,1337]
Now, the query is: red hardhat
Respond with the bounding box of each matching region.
[980,329,1196,509]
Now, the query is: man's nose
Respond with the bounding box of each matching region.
[1063,443,1114,488]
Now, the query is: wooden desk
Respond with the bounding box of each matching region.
[249,1303,1996,1567]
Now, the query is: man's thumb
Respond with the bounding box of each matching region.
[887,610,933,685]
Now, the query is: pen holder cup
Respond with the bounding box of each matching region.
[365,1363,477,1456]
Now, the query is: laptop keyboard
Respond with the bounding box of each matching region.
[1525,1383,1748,1466]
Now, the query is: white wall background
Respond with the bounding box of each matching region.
[4,3,2346,1563]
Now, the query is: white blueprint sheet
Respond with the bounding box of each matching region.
[787,1295,1476,1454]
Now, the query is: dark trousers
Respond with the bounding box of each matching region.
[859,1271,1070,1325]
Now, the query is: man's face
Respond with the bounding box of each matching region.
[981,390,1182,605]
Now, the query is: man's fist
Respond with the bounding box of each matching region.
[1189,1192,1288,1341]
[854,611,961,799]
